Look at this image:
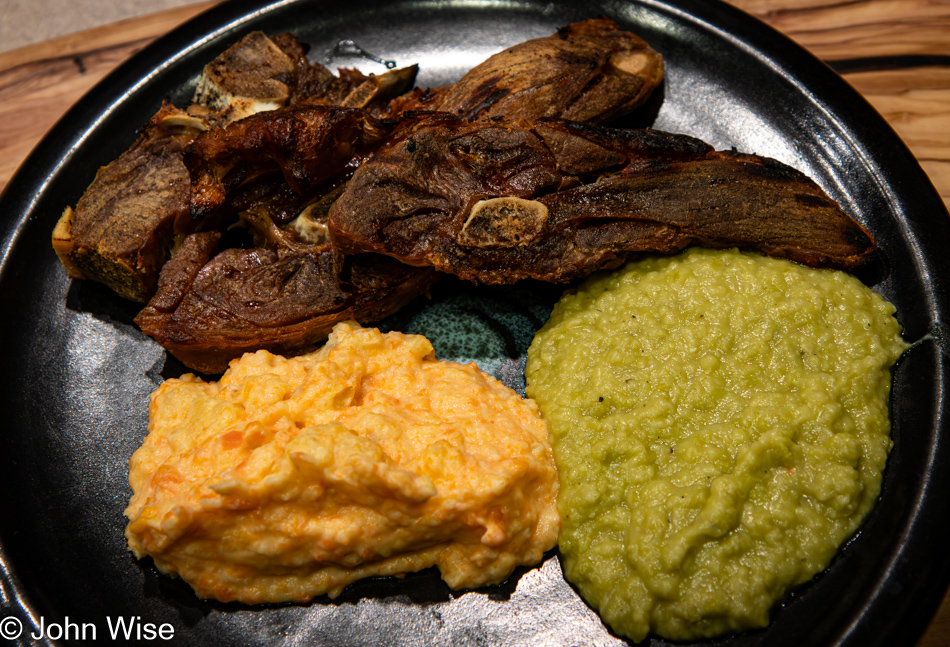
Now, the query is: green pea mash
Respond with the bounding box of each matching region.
[525,247,908,642]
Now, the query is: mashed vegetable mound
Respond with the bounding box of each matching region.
[126,321,559,604]
[525,247,908,642]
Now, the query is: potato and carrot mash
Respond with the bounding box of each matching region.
[124,321,559,604]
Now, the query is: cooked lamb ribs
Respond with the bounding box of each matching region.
[185,105,397,221]
[53,19,878,375]
[129,19,666,372]
[52,103,209,303]
[134,233,438,375]
[384,17,663,125]
[52,30,418,305]
[196,30,418,122]
[134,171,437,375]
[183,17,664,224]
[327,116,876,283]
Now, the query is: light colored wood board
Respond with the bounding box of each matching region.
[919,160,950,210]
[0,2,218,72]
[0,2,216,194]
[862,89,950,162]
[840,67,950,210]
[0,47,134,191]
[729,0,950,59]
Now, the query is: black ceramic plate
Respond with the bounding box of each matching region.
[1,1,949,645]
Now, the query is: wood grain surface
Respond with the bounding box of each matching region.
[0,1,947,645]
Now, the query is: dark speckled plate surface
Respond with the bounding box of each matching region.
[1,1,949,645]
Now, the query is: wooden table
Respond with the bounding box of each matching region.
[0,0,947,644]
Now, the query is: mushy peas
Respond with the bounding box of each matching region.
[125,322,559,604]
[525,247,908,642]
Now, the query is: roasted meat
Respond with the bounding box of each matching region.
[53,32,321,303]
[52,103,209,303]
[327,117,877,282]
[293,65,419,112]
[58,20,879,379]
[137,178,437,374]
[135,232,438,374]
[193,31,306,124]
[184,106,399,220]
[386,17,663,125]
[53,31,417,303]
[194,30,418,124]
[182,18,663,223]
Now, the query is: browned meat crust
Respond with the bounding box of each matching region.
[386,18,663,125]
[184,105,398,220]
[194,31,302,123]
[54,19,663,307]
[326,117,877,282]
[194,31,418,123]
[52,103,208,303]
[135,233,438,374]
[56,21,880,376]
[53,31,418,305]
[183,17,663,222]
[294,65,420,112]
